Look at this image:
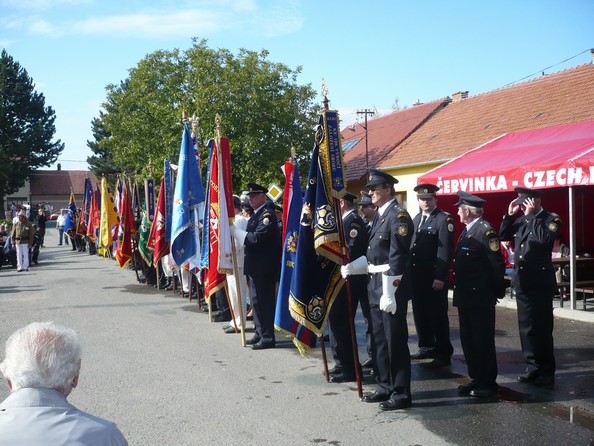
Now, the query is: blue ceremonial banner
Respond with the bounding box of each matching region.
[288,141,344,336]
[171,123,205,267]
[144,178,155,223]
[164,160,173,241]
[274,160,317,354]
[199,138,215,270]
[319,110,347,199]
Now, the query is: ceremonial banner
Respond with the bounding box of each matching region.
[274,159,317,354]
[203,138,227,299]
[76,178,92,236]
[98,177,119,257]
[86,186,100,242]
[64,190,77,238]
[148,177,170,266]
[164,160,173,242]
[68,190,77,213]
[170,123,205,268]
[145,178,155,223]
[115,179,135,268]
[217,136,234,272]
[288,114,346,336]
[138,206,153,266]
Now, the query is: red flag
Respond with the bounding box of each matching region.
[115,182,135,268]
[148,177,170,266]
[203,138,227,300]
[86,187,100,242]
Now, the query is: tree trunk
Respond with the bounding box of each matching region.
[0,195,5,220]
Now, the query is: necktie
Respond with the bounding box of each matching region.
[458,227,468,243]
[420,215,427,229]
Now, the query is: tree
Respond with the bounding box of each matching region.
[89,39,320,190]
[0,50,63,218]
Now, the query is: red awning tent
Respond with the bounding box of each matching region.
[418,119,594,309]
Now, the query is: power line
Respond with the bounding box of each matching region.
[503,48,593,88]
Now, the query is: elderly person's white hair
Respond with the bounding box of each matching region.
[0,322,82,395]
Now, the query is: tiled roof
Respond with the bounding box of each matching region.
[341,99,448,181]
[30,170,99,195]
[379,63,594,169]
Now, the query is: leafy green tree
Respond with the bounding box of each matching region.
[0,50,63,218]
[89,39,320,190]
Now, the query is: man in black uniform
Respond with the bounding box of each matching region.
[453,191,506,398]
[409,184,455,368]
[328,192,369,383]
[232,183,281,350]
[499,187,560,386]
[342,169,413,411]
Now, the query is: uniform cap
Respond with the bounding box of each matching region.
[414,183,440,199]
[358,191,373,206]
[342,192,357,202]
[247,182,268,194]
[454,190,486,208]
[365,168,398,187]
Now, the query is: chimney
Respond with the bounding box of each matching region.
[591,48,594,63]
[452,91,469,103]
[413,99,423,106]
[57,163,61,171]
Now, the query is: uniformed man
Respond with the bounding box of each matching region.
[342,169,413,411]
[10,210,35,272]
[453,191,505,398]
[499,187,560,386]
[328,192,369,383]
[409,184,455,368]
[232,183,281,350]
[358,191,377,232]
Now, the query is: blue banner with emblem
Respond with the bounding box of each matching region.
[288,141,344,336]
[164,160,173,242]
[318,110,346,200]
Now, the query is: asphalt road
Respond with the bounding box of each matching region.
[1,227,593,446]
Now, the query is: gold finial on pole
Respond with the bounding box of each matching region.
[215,114,223,140]
[148,160,154,177]
[321,78,329,111]
[182,109,189,123]
[291,146,296,160]
[190,114,199,134]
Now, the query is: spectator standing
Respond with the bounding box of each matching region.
[56,209,68,245]
[36,208,47,247]
[10,210,34,272]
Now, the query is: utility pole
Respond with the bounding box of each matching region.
[357,109,375,171]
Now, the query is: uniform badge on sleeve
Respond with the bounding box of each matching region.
[263,217,270,225]
[486,230,500,252]
[447,223,454,232]
[398,223,408,237]
[349,228,358,238]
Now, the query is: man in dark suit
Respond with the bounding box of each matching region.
[342,169,413,411]
[232,183,281,350]
[409,184,455,368]
[328,192,369,383]
[499,187,560,386]
[453,191,506,398]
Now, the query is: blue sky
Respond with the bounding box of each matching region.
[1,0,592,170]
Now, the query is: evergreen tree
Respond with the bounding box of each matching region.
[0,50,63,218]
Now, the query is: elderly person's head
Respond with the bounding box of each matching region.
[0,322,82,396]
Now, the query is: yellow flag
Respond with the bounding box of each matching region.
[98,177,119,257]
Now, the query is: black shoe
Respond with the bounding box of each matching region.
[517,371,539,383]
[213,312,231,323]
[379,397,412,411]
[245,336,261,345]
[361,358,373,369]
[469,386,498,398]
[251,341,275,350]
[361,390,390,403]
[330,372,357,383]
[410,350,434,360]
[457,383,476,396]
[327,366,343,376]
[224,325,238,334]
[423,358,451,369]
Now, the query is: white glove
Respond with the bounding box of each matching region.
[340,256,368,278]
[379,274,402,314]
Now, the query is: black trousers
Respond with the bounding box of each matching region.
[458,304,497,387]
[515,287,556,376]
[411,280,453,360]
[368,278,411,399]
[249,274,277,344]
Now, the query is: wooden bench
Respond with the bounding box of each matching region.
[556,280,594,308]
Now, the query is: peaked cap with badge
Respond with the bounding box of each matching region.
[247,182,268,194]
[414,183,440,199]
[454,191,486,208]
[359,191,373,206]
[365,168,398,187]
